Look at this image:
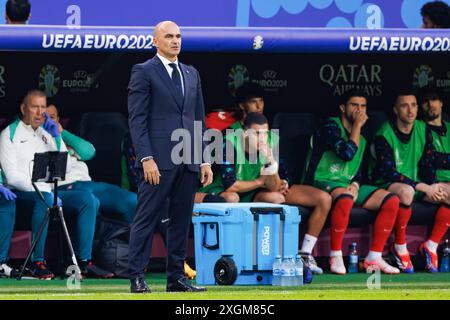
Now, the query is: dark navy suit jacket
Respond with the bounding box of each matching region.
[127,56,206,172]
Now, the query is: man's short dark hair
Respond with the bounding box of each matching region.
[341,89,368,105]
[6,0,31,23]
[22,89,45,106]
[235,83,265,105]
[243,112,268,129]
[419,87,443,104]
[394,88,418,105]
[421,1,450,28]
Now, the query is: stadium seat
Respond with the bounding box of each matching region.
[362,111,391,145]
[272,112,318,185]
[75,112,129,186]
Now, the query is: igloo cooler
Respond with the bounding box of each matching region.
[192,202,301,285]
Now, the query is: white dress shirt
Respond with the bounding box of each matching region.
[156,53,185,95]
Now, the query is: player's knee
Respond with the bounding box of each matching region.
[267,192,285,204]
[116,193,137,214]
[317,191,332,210]
[222,192,240,203]
[79,192,100,214]
[0,197,15,212]
[396,186,414,206]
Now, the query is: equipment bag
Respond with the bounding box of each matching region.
[93,216,130,278]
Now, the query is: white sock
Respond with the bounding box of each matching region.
[394,243,408,255]
[427,240,438,254]
[300,234,318,254]
[330,250,342,257]
[367,251,382,261]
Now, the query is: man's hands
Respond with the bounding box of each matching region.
[425,183,448,202]
[200,165,213,188]
[352,110,368,129]
[42,113,61,138]
[258,140,274,163]
[0,185,16,201]
[143,158,161,185]
[142,160,213,187]
[278,179,290,196]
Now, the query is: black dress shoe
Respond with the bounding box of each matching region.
[130,277,150,293]
[167,277,207,292]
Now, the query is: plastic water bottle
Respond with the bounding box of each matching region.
[440,239,450,273]
[348,242,359,273]
[287,255,296,286]
[272,255,282,286]
[294,254,304,286]
[280,256,288,286]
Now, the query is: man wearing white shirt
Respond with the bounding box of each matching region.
[0,90,112,279]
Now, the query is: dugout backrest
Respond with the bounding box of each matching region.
[272,113,318,184]
[362,111,390,145]
[75,112,129,186]
[360,111,390,183]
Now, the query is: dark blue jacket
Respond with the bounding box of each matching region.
[127,56,206,172]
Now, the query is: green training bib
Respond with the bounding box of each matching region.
[374,120,426,185]
[313,117,365,185]
[431,121,450,182]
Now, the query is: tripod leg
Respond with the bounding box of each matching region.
[57,206,79,268]
[17,209,51,280]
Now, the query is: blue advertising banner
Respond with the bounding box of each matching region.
[1,0,450,28]
[0,25,449,53]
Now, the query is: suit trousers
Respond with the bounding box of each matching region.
[128,164,197,282]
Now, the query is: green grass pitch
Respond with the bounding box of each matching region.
[0,273,449,300]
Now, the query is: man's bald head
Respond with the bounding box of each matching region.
[153,21,181,62]
[154,21,179,36]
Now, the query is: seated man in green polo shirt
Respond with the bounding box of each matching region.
[203,112,332,275]
[303,89,401,275]
[371,89,449,273]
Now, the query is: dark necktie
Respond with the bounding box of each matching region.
[169,63,183,97]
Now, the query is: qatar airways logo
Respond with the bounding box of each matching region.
[320,64,382,97]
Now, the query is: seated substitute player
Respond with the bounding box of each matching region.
[45,104,138,225]
[0,170,18,278]
[0,90,113,279]
[371,90,449,273]
[205,112,332,275]
[303,90,401,275]
[196,83,267,203]
[418,88,450,272]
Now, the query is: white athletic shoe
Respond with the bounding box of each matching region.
[329,256,346,275]
[303,255,323,275]
[0,263,19,278]
[364,257,400,274]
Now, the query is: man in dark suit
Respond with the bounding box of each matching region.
[127,21,213,293]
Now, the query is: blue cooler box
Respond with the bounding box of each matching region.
[192,202,300,285]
